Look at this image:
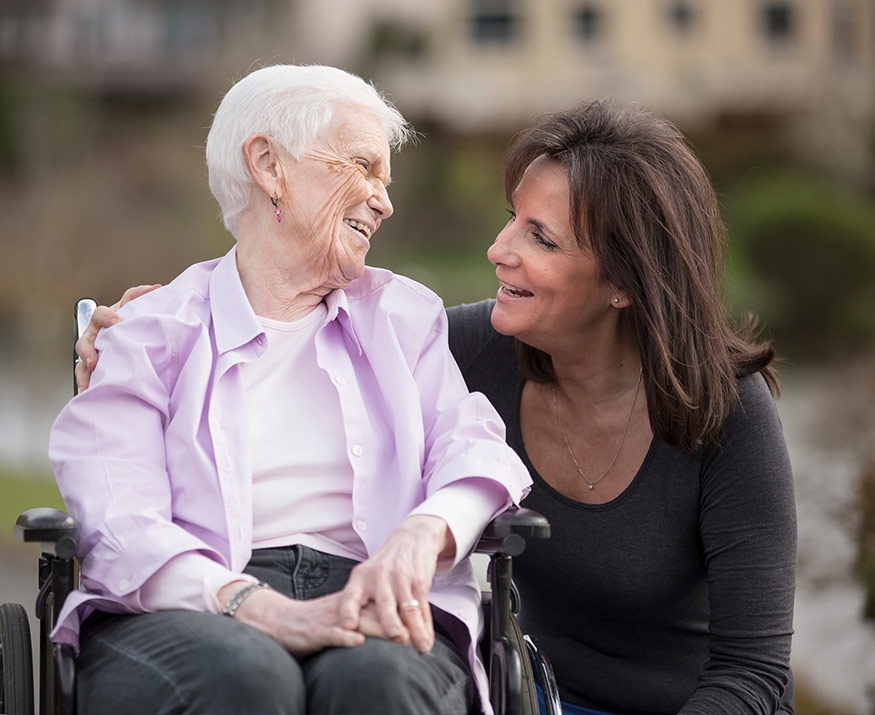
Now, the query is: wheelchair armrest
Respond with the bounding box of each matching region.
[14,507,79,559]
[475,507,550,558]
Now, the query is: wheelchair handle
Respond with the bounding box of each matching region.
[75,298,97,339]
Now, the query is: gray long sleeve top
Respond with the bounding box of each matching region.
[448,300,797,714]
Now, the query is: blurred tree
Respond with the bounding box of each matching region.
[724,170,875,362]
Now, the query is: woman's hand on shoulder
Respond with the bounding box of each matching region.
[75,284,161,392]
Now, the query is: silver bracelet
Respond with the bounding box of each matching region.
[221,580,271,618]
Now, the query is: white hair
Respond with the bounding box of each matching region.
[205,64,414,233]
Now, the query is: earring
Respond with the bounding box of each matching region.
[612,297,620,304]
[271,195,282,223]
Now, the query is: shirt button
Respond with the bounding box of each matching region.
[334,375,347,385]
[119,579,130,590]
[357,520,367,531]
[351,444,363,457]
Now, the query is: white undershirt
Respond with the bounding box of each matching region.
[241,302,366,562]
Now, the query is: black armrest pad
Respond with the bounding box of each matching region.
[14,507,79,545]
[481,507,550,540]
[475,507,550,556]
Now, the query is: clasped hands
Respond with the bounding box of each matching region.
[222,514,452,658]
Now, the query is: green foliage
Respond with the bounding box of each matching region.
[0,467,65,545]
[724,170,875,362]
[368,130,510,306]
[380,131,509,244]
[370,242,498,307]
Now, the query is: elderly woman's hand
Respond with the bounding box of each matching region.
[74,284,160,392]
[229,587,379,657]
[338,515,455,653]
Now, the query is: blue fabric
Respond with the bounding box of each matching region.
[536,682,613,715]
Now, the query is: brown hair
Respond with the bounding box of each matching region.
[506,99,777,453]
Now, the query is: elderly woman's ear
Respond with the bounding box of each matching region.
[242,135,285,200]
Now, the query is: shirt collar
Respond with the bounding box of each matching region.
[209,246,266,354]
[324,284,363,356]
[210,245,364,356]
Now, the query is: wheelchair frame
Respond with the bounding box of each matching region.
[0,298,561,715]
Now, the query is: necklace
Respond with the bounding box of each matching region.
[550,367,643,490]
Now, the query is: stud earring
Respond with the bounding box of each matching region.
[612,297,620,304]
[271,195,282,223]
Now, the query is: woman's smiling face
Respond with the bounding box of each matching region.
[486,155,618,355]
[281,110,394,290]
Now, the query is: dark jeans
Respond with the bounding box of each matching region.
[76,545,475,714]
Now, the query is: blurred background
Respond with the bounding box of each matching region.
[0,0,874,711]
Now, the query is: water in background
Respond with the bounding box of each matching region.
[778,363,875,713]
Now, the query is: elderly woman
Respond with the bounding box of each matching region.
[79,100,797,712]
[49,64,530,715]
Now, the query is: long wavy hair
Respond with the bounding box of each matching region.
[506,99,777,453]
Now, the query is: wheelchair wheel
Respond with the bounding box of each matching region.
[505,613,539,715]
[0,602,34,715]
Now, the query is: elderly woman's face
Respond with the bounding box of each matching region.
[280,111,393,289]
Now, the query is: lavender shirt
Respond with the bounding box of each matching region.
[49,247,531,710]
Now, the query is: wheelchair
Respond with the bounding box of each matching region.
[0,299,562,715]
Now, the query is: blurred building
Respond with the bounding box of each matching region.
[0,0,289,95]
[1,0,872,130]
[374,0,875,132]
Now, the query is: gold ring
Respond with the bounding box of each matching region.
[399,599,420,610]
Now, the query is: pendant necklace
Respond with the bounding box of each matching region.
[550,367,643,490]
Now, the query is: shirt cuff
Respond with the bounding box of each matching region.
[138,552,258,614]
[409,478,510,570]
